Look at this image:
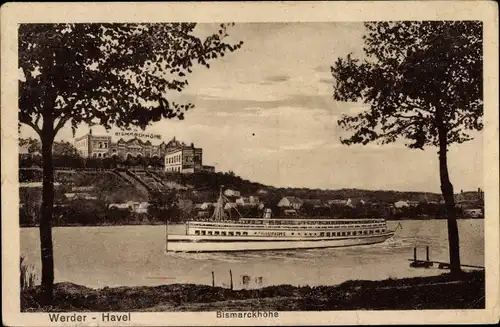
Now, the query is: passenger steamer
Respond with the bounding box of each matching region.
[166,191,395,252]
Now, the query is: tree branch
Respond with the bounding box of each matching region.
[20,115,42,137]
[378,120,419,138]
[53,116,70,138]
[401,99,434,115]
[393,113,417,119]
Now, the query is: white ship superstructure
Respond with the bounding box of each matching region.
[166,190,394,252]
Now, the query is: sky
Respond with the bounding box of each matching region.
[19,22,484,193]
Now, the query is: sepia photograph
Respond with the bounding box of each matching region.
[2,1,499,326]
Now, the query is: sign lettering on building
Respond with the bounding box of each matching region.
[115,131,162,140]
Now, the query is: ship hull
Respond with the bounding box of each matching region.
[166,232,394,252]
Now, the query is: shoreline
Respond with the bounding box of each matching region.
[19,217,483,228]
[21,270,485,312]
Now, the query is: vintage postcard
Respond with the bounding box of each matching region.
[1,1,499,326]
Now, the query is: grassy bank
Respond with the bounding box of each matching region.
[21,270,484,311]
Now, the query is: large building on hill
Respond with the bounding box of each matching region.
[164,143,215,174]
[75,130,174,159]
[74,131,215,173]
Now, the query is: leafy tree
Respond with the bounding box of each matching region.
[19,189,42,226]
[19,137,41,154]
[149,190,179,222]
[53,141,84,168]
[19,23,243,303]
[331,21,482,275]
[52,141,79,157]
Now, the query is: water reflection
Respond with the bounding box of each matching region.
[20,219,484,289]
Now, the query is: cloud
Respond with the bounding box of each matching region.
[261,74,290,83]
[319,78,335,85]
[314,64,332,73]
[280,140,327,151]
[180,92,339,115]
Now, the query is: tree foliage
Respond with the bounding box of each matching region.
[332,21,483,276]
[148,190,179,222]
[332,21,482,149]
[19,137,41,154]
[18,22,243,303]
[19,23,243,135]
[52,141,80,157]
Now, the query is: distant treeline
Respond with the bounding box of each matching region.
[19,146,482,227]
[20,167,445,205]
[20,153,164,170]
[20,194,474,228]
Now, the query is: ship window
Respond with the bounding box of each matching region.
[243,232,248,236]
[342,232,346,236]
[347,232,351,236]
[221,231,226,236]
[229,231,234,236]
[382,229,386,232]
[369,230,374,234]
[215,231,220,236]
[326,232,330,237]
[207,231,212,235]
[236,232,241,236]
[291,233,295,236]
[201,231,206,235]
[375,230,379,233]
[195,230,200,235]
[320,232,325,237]
[363,230,367,235]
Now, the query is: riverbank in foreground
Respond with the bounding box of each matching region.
[22,270,484,311]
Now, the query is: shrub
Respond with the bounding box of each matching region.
[20,256,38,290]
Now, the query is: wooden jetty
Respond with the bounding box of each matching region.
[408,246,485,270]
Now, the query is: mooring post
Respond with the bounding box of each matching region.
[426,246,430,262]
[212,271,215,287]
[229,269,233,290]
[165,220,169,252]
[413,247,417,262]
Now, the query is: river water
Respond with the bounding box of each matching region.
[20,219,484,289]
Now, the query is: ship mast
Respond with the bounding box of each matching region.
[211,187,226,222]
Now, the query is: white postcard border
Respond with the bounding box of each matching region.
[2,1,499,326]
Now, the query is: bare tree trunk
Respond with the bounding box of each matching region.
[437,124,462,276]
[40,120,55,305]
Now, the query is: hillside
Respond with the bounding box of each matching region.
[19,168,483,227]
[270,188,443,203]
[20,168,148,203]
[19,168,445,204]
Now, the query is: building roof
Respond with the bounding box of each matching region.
[283,196,303,205]
[455,191,484,203]
[303,199,322,204]
[328,199,347,204]
[166,137,182,148]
